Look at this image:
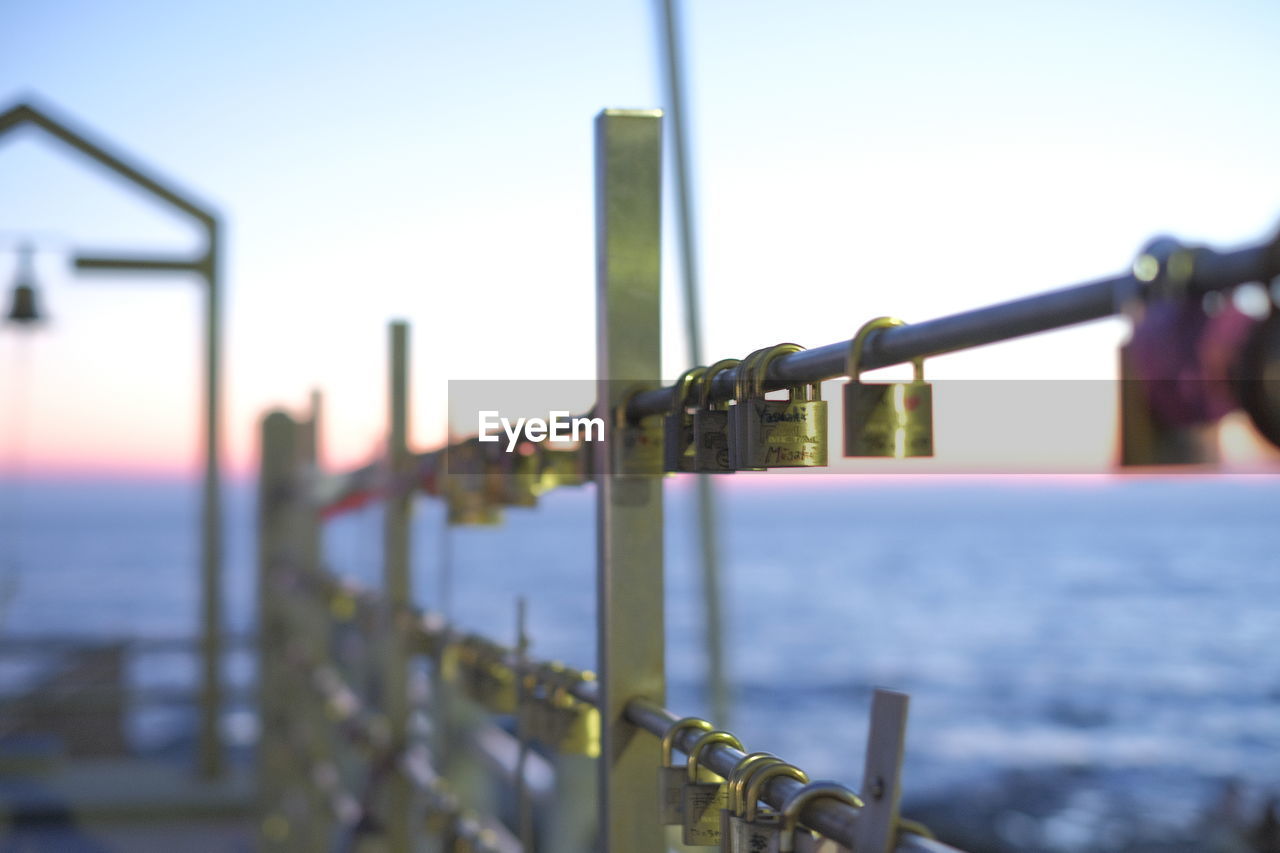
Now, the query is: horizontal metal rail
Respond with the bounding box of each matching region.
[627,235,1278,417]
[620,695,958,852]
[277,561,946,853]
[0,634,255,653]
[306,229,1279,512]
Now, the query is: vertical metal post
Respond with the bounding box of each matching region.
[655,0,730,727]
[384,320,413,852]
[594,108,665,853]
[199,224,223,779]
[257,410,298,850]
[300,390,333,848]
[515,598,535,851]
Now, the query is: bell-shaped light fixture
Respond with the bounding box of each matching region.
[6,244,44,326]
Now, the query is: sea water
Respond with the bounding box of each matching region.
[2,475,1277,850]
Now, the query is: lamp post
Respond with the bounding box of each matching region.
[0,100,224,779]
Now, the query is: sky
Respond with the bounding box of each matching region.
[2,0,1280,476]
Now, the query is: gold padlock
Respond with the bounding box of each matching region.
[741,343,828,468]
[721,752,781,852]
[664,367,708,472]
[517,671,549,746]
[843,317,933,458]
[691,359,740,473]
[523,662,570,748]
[536,667,600,757]
[471,650,516,713]
[444,440,503,525]
[536,446,586,493]
[483,440,540,507]
[780,782,863,853]
[738,762,811,852]
[682,730,743,846]
[658,717,714,825]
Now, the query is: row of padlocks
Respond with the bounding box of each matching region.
[654,716,927,853]
[430,317,935,525]
[660,321,935,473]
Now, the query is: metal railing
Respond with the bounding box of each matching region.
[253,108,1280,852]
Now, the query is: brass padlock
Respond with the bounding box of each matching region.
[692,359,741,473]
[522,662,569,748]
[658,717,714,825]
[740,343,828,468]
[780,782,863,853]
[728,348,771,470]
[517,671,549,746]
[537,446,585,493]
[444,440,503,525]
[664,367,708,472]
[738,762,810,853]
[614,395,665,476]
[843,317,933,458]
[682,730,743,846]
[721,753,781,852]
[483,440,540,507]
[540,669,600,757]
[470,646,516,714]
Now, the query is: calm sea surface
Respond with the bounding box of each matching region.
[2,475,1278,850]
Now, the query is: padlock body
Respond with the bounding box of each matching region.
[658,766,687,825]
[471,662,516,713]
[537,448,585,492]
[742,399,828,468]
[682,780,727,846]
[484,447,539,506]
[663,410,697,472]
[727,405,765,470]
[517,694,547,746]
[735,811,780,852]
[842,381,933,458]
[691,409,734,472]
[544,698,599,757]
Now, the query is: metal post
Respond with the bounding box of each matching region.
[257,410,299,851]
[514,598,534,850]
[199,223,223,780]
[594,108,665,853]
[300,390,334,848]
[655,0,729,727]
[384,320,413,852]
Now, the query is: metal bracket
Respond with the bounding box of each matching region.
[855,689,909,853]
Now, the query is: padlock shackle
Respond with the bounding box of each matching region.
[846,317,906,382]
[699,358,741,410]
[660,717,713,767]
[671,366,707,416]
[744,762,809,823]
[727,752,780,814]
[735,347,768,405]
[779,781,865,853]
[750,343,806,400]
[686,730,744,782]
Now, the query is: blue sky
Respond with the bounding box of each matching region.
[2,0,1279,471]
